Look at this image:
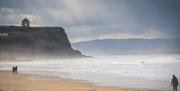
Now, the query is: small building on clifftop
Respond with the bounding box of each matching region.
[21,18,30,27]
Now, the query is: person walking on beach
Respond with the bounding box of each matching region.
[171,75,179,91]
[12,66,18,75]
[12,66,14,74]
[15,66,18,74]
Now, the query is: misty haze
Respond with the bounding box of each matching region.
[0,0,180,91]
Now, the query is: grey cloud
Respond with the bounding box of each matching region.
[0,0,180,42]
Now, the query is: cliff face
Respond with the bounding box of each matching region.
[0,26,82,60]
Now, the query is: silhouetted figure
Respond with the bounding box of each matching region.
[12,66,14,74]
[12,66,18,75]
[171,75,179,91]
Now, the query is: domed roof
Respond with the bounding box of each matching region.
[22,18,29,22]
[21,17,30,27]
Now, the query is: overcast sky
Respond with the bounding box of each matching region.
[0,0,180,43]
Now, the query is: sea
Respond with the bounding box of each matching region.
[0,54,180,91]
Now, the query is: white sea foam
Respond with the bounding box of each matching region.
[0,54,180,91]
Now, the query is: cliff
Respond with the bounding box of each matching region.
[0,26,83,60]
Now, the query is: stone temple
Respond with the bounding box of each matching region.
[21,18,30,27]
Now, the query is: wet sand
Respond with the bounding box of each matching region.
[0,71,158,91]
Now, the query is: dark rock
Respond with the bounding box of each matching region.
[0,26,83,60]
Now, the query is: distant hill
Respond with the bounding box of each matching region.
[0,26,84,61]
[72,39,180,55]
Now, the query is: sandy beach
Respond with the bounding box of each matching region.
[0,71,157,91]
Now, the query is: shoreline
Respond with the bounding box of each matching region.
[0,71,158,91]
